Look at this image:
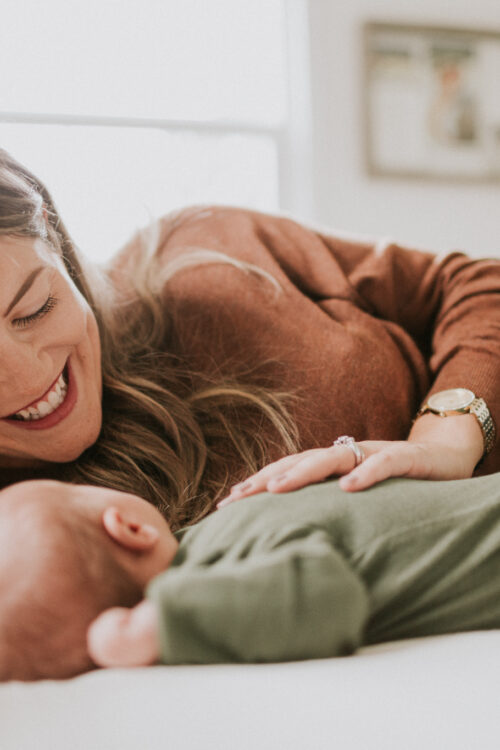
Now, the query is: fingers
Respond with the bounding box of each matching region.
[87,601,159,668]
[216,452,312,508]
[216,439,444,508]
[264,448,357,492]
[339,444,417,491]
[217,445,358,508]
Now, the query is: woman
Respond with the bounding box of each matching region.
[0,148,499,529]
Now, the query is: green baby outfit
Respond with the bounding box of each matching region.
[146,475,500,664]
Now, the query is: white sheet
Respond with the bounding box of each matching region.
[1,632,500,750]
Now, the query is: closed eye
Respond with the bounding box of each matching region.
[12,295,59,329]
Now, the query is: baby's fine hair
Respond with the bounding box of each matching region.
[0,499,143,681]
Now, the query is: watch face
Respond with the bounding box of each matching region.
[427,388,475,412]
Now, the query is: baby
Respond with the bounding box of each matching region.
[0,480,178,680]
[3,472,500,681]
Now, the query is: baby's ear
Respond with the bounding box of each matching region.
[102,507,159,551]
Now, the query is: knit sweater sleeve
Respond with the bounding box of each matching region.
[245,208,500,450]
[321,234,500,388]
[239,209,500,463]
[317,231,500,442]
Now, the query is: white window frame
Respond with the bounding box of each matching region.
[0,0,313,221]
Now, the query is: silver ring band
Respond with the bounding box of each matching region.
[333,435,365,467]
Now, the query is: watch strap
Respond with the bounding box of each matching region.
[469,398,496,456]
[416,392,496,458]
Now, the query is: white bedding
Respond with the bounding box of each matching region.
[1,631,500,750]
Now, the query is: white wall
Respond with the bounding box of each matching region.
[308,0,500,257]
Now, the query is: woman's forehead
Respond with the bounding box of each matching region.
[0,237,60,306]
[0,236,56,268]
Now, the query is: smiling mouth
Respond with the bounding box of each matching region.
[6,364,69,422]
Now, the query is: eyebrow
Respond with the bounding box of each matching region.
[4,267,45,317]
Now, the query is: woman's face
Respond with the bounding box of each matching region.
[0,235,102,467]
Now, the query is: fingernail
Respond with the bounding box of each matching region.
[217,481,254,509]
[340,473,358,488]
[232,481,252,493]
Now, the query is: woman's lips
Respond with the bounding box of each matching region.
[3,360,78,431]
[9,366,66,415]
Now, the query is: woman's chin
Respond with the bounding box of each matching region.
[0,421,102,468]
[48,426,102,464]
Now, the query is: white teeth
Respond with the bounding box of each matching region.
[12,369,68,421]
[38,400,52,416]
[48,391,60,409]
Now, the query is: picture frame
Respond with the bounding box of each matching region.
[363,21,500,182]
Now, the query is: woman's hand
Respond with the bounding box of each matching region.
[217,413,484,507]
[87,600,159,668]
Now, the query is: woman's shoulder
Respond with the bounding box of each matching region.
[105,203,375,306]
[107,205,261,277]
[108,203,342,267]
[106,204,300,293]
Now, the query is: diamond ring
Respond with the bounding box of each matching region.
[333,435,365,467]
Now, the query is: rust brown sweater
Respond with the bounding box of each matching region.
[112,206,500,476]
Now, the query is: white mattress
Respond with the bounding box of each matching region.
[1,631,500,750]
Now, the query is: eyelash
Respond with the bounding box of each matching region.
[12,295,59,329]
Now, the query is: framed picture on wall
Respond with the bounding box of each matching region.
[363,21,500,181]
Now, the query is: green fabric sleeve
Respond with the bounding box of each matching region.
[146,528,369,664]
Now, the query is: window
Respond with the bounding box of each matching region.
[0,0,312,261]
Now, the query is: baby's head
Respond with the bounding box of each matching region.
[0,479,178,681]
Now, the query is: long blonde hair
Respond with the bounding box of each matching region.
[0,149,299,529]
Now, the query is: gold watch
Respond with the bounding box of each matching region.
[417,388,496,456]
